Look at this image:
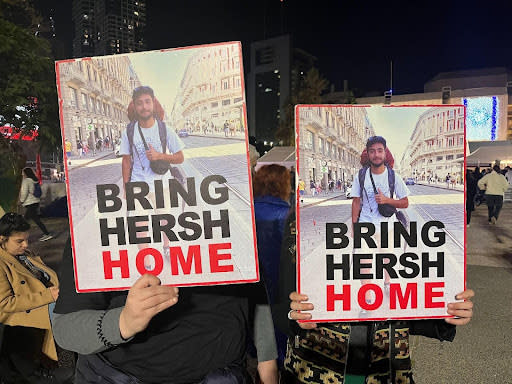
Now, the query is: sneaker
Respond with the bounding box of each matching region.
[491,217,497,225]
[39,234,53,242]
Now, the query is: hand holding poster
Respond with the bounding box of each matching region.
[296,105,466,321]
[56,42,258,292]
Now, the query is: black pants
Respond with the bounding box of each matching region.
[466,197,474,224]
[486,194,503,221]
[24,203,49,235]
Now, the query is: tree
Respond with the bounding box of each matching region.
[0,0,60,210]
[275,67,329,145]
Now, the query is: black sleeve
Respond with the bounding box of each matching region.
[272,210,300,337]
[54,237,111,314]
[409,319,456,342]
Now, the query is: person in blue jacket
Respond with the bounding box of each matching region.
[253,164,292,366]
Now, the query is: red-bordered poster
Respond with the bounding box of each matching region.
[55,42,259,292]
[296,104,466,322]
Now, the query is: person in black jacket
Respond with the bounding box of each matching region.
[274,209,474,384]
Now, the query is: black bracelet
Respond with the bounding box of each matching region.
[97,311,115,349]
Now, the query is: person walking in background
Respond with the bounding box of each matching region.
[505,166,512,185]
[224,120,230,137]
[466,169,477,227]
[477,164,509,225]
[297,178,305,199]
[309,179,316,196]
[19,167,52,242]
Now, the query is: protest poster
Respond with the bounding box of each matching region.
[55,42,259,292]
[296,105,466,321]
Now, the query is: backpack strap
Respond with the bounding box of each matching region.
[358,166,368,207]
[127,121,136,157]
[387,166,395,198]
[157,120,167,154]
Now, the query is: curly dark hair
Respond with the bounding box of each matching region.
[0,213,31,237]
[253,164,291,201]
[132,86,155,101]
[366,135,387,150]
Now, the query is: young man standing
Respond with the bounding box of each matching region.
[120,86,185,190]
[350,136,409,296]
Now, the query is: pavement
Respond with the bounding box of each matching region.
[24,165,512,383]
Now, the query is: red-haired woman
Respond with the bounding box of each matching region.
[253,164,292,367]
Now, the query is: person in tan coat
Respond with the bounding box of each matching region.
[0,212,59,366]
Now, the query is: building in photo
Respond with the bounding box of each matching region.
[171,44,245,137]
[58,55,140,154]
[400,106,465,182]
[298,106,375,185]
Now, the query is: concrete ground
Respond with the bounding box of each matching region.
[20,194,512,383]
[410,201,512,384]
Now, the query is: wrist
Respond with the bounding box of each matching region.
[119,309,134,340]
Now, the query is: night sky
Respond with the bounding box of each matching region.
[49,0,512,95]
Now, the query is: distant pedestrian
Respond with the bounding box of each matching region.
[445,173,450,188]
[310,179,316,196]
[466,169,477,227]
[477,164,509,224]
[224,120,229,137]
[298,178,306,198]
[19,168,53,241]
[505,166,512,185]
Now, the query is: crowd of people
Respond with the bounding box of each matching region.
[0,92,480,384]
[466,165,511,226]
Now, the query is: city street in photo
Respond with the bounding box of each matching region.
[296,105,466,322]
[55,42,258,291]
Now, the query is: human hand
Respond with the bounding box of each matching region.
[289,291,317,330]
[374,188,389,204]
[50,287,59,301]
[445,289,474,326]
[257,360,278,384]
[146,144,161,161]
[119,274,179,339]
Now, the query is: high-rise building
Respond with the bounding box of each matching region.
[247,35,316,143]
[72,0,146,57]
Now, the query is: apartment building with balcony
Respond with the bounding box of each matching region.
[400,106,465,181]
[171,44,244,134]
[298,106,375,184]
[58,55,141,154]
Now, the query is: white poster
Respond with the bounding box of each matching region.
[56,42,258,292]
[296,104,466,321]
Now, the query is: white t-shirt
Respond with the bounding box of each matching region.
[351,167,410,227]
[120,121,185,186]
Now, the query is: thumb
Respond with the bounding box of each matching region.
[148,144,154,150]
[377,188,383,194]
[132,273,161,289]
